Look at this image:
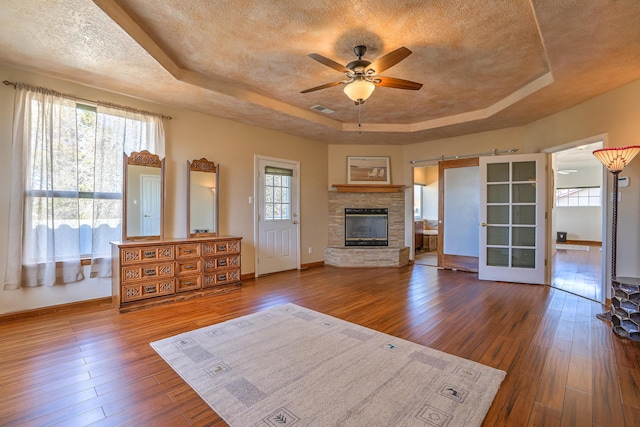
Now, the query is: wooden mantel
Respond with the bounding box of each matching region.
[332,184,406,193]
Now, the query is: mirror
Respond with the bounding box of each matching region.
[187,158,219,238]
[123,150,165,241]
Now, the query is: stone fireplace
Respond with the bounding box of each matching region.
[325,185,410,267]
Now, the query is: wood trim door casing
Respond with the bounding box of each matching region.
[438,157,480,272]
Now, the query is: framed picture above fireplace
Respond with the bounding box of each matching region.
[347,156,391,184]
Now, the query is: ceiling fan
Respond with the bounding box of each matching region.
[301,45,423,105]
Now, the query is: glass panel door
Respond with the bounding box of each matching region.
[479,153,547,284]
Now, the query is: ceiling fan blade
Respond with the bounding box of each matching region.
[300,81,344,93]
[375,76,423,90]
[308,53,349,73]
[367,47,412,73]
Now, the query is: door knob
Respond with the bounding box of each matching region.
[481,222,487,227]
[293,221,299,225]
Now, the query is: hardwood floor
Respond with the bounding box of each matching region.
[414,248,438,267]
[552,244,603,302]
[1,264,639,426]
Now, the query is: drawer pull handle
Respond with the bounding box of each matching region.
[217,245,226,251]
[143,251,155,258]
[144,286,156,293]
[184,249,195,253]
[183,281,194,286]
[144,269,156,276]
[217,274,227,281]
[218,260,227,267]
[184,265,196,270]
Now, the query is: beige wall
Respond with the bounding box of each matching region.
[327,145,405,187]
[3,60,640,313]
[0,64,328,314]
[401,127,527,186]
[161,101,329,267]
[327,144,411,249]
[524,79,640,280]
[397,79,640,282]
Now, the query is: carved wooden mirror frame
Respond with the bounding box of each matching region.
[122,150,165,241]
[187,157,219,238]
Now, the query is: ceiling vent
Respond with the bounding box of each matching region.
[310,105,336,115]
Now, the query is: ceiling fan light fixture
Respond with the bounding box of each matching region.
[343,78,375,104]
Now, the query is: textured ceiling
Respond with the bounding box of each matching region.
[1,0,639,145]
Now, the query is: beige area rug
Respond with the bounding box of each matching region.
[150,303,506,426]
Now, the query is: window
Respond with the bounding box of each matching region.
[264,166,292,220]
[26,104,122,261]
[555,187,601,207]
[5,84,164,289]
[414,184,424,218]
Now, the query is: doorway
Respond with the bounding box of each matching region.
[415,153,548,285]
[254,156,300,276]
[548,140,605,302]
[413,165,439,267]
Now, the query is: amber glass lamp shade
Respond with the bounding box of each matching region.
[592,146,640,171]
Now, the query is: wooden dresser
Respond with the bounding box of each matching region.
[111,237,242,311]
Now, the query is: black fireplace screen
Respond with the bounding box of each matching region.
[344,208,388,246]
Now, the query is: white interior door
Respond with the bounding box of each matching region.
[479,153,547,284]
[141,174,161,235]
[256,157,300,276]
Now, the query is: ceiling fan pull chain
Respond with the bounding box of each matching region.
[358,103,362,134]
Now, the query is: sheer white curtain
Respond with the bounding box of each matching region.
[3,85,165,290]
[96,102,165,159]
[4,85,82,289]
[90,103,165,277]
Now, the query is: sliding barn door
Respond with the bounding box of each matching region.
[438,158,480,272]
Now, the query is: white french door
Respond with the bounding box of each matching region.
[255,157,300,276]
[479,153,547,284]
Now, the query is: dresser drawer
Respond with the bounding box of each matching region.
[176,243,201,258]
[122,262,174,283]
[203,268,240,288]
[203,239,240,256]
[122,279,174,302]
[203,254,240,273]
[121,245,174,265]
[176,259,202,275]
[176,274,202,292]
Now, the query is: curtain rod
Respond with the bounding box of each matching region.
[3,80,172,120]
[409,148,519,164]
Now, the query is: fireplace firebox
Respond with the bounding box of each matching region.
[344,208,388,246]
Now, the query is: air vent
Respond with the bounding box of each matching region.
[310,105,336,115]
